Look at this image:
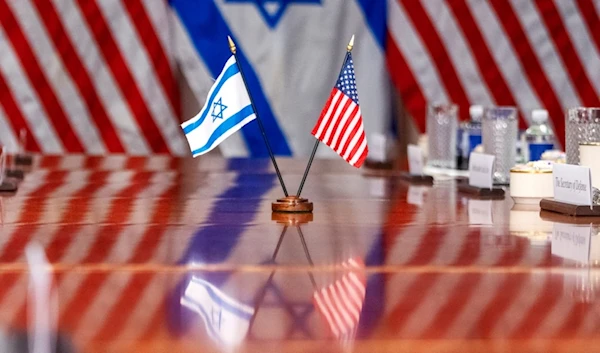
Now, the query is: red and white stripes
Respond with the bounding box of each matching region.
[0,0,186,155]
[387,0,600,146]
[313,257,366,340]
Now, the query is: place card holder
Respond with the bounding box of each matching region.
[5,169,24,180]
[457,183,505,198]
[14,129,32,166]
[0,147,17,193]
[399,172,434,185]
[460,152,504,198]
[539,208,600,224]
[539,199,600,217]
[541,164,596,217]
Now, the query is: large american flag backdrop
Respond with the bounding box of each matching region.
[1,0,597,154]
[388,0,600,147]
[0,0,187,155]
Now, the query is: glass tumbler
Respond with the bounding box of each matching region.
[426,104,458,169]
[566,108,600,164]
[482,107,518,184]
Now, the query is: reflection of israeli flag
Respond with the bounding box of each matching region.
[181,277,254,347]
[181,56,256,157]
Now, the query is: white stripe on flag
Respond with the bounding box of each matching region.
[331,103,358,148]
[51,0,150,154]
[509,0,580,110]
[0,105,19,153]
[555,0,600,98]
[315,90,343,139]
[323,95,350,143]
[422,0,494,105]
[8,0,107,154]
[95,0,187,156]
[0,26,63,153]
[388,0,450,105]
[465,0,540,125]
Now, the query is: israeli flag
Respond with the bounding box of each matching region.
[181,55,256,157]
[181,276,254,348]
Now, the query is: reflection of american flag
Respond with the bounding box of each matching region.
[311,53,368,168]
[388,0,600,147]
[313,257,366,340]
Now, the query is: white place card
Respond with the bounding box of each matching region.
[407,185,427,206]
[551,223,591,263]
[370,133,388,162]
[552,163,592,206]
[468,152,495,189]
[407,144,424,175]
[468,199,493,225]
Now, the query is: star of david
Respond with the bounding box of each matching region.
[211,97,227,122]
[225,0,322,28]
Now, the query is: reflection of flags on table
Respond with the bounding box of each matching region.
[313,258,366,340]
[312,53,368,168]
[181,277,254,348]
[181,56,256,157]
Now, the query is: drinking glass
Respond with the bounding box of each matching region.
[482,107,518,184]
[426,104,458,169]
[566,108,600,164]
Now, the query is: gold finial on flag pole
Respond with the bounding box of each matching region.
[347,35,355,52]
[228,36,237,54]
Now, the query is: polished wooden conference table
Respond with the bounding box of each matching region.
[0,155,599,352]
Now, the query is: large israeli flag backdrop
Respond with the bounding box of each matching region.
[169,0,389,158]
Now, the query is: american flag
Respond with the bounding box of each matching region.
[311,53,368,168]
[387,0,600,147]
[313,257,366,341]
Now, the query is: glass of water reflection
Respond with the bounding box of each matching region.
[482,107,518,184]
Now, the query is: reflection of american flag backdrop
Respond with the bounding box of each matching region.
[0,156,598,348]
[387,0,600,146]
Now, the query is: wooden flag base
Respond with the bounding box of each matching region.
[271,212,313,225]
[0,180,17,193]
[458,184,505,198]
[399,172,434,185]
[272,196,313,213]
[540,198,600,217]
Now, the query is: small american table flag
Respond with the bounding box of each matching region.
[311,53,368,168]
[313,257,366,341]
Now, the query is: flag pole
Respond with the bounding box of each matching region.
[228,36,289,197]
[296,35,355,198]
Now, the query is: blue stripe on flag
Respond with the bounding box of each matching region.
[169,159,274,334]
[190,300,225,343]
[192,278,254,320]
[191,105,255,156]
[182,62,240,134]
[355,0,387,49]
[358,231,384,337]
[170,0,292,157]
